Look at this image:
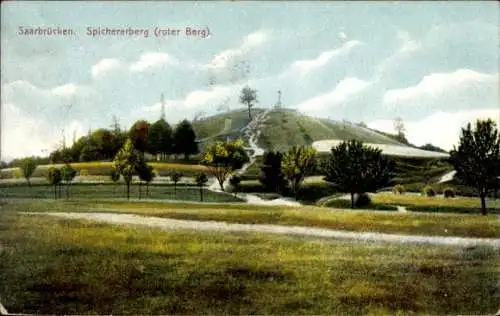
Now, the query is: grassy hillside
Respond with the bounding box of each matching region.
[192,108,404,151]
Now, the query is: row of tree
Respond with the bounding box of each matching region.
[48,118,199,164]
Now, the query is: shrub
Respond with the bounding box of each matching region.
[392,184,406,195]
[443,187,456,198]
[79,169,89,176]
[354,193,371,208]
[13,169,23,179]
[422,185,436,197]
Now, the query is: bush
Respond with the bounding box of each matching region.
[13,169,22,179]
[354,193,371,208]
[443,187,456,198]
[422,185,436,197]
[79,169,89,177]
[392,184,406,195]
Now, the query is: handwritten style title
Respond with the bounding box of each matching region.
[17,26,212,39]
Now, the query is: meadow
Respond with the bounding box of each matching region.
[5,200,499,238]
[0,206,498,315]
[0,183,241,203]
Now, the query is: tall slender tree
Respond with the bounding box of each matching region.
[239,86,258,120]
[173,119,198,160]
[449,119,500,215]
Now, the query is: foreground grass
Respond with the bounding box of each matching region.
[0,211,498,315]
[0,184,242,203]
[6,200,499,238]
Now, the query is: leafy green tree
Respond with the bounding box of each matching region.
[47,167,62,199]
[281,146,317,200]
[61,164,77,199]
[321,140,394,208]
[173,119,198,160]
[137,162,155,199]
[239,86,257,120]
[129,120,150,158]
[195,172,209,201]
[229,175,242,197]
[260,151,287,193]
[113,138,139,200]
[201,139,249,191]
[21,157,37,187]
[110,168,121,196]
[148,119,173,160]
[170,171,183,198]
[449,119,500,215]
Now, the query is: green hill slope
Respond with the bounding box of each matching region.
[192,108,404,152]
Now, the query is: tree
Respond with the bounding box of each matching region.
[239,86,257,120]
[148,119,173,160]
[229,175,242,197]
[47,167,62,199]
[259,151,287,193]
[449,119,500,215]
[137,162,155,199]
[173,119,198,160]
[61,164,77,199]
[195,172,209,201]
[129,120,150,158]
[321,140,395,208]
[113,138,139,200]
[393,117,408,144]
[110,168,121,196]
[281,146,317,200]
[21,157,37,187]
[201,139,249,191]
[170,171,183,199]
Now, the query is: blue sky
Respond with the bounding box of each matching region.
[1,1,499,161]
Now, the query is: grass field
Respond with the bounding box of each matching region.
[0,183,242,203]
[0,207,498,315]
[6,200,499,238]
[0,161,208,179]
[372,193,500,214]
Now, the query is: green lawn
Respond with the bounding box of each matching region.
[0,183,242,203]
[0,209,498,315]
[7,200,500,238]
[372,193,500,215]
[0,161,208,179]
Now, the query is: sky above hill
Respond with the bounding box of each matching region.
[1,1,499,161]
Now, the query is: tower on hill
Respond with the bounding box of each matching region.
[160,93,166,120]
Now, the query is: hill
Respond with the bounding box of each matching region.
[192,108,448,158]
[193,108,405,152]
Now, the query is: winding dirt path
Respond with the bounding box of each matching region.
[27,212,500,248]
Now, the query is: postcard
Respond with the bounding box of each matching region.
[1,1,499,315]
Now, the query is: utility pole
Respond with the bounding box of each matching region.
[274,90,282,109]
[160,93,166,120]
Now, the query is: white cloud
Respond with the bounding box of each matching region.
[50,83,79,97]
[91,58,121,78]
[376,30,420,77]
[3,80,85,102]
[297,77,372,114]
[1,103,86,161]
[384,69,498,105]
[130,52,176,72]
[140,83,243,123]
[368,108,500,150]
[291,40,362,73]
[205,30,270,70]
